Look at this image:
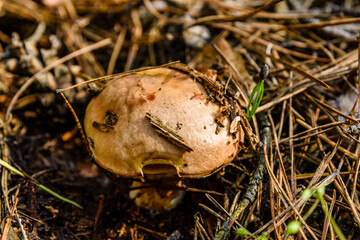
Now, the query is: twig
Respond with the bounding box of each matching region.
[213,112,270,240]
[273,56,330,88]
[212,42,248,104]
[309,95,359,123]
[268,112,293,198]
[318,189,346,240]
[351,141,360,200]
[199,204,226,222]
[256,85,309,113]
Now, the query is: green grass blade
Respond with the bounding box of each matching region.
[0,158,82,209]
[0,159,25,177]
[247,82,260,120]
[247,81,264,121]
[250,81,264,117]
[36,183,82,209]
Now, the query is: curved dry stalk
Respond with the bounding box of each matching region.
[124,10,142,71]
[56,61,181,93]
[5,38,112,122]
[296,119,358,159]
[288,17,360,29]
[279,121,347,143]
[59,92,90,154]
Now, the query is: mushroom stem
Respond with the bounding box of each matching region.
[129,180,185,211]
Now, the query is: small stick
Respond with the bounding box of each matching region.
[309,95,359,123]
[290,170,360,180]
[212,43,248,105]
[256,85,308,113]
[213,113,270,240]
[168,63,223,94]
[351,143,360,200]
[146,113,193,152]
[199,204,226,221]
[15,208,28,240]
[268,113,293,198]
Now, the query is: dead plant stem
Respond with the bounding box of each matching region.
[5,38,112,122]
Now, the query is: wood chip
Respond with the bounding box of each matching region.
[104,110,119,126]
[92,110,118,133]
[145,112,193,152]
[92,121,114,133]
[230,116,241,134]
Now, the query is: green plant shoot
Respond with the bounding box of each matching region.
[247,81,264,121]
[247,64,269,121]
[234,227,267,239]
[285,185,346,239]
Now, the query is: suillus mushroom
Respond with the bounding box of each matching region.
[84,63,245,210]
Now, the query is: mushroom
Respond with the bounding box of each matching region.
[84,63,243,210]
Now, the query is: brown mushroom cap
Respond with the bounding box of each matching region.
[84,67,240,179]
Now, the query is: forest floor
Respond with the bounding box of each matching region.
[1,0,360,239]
